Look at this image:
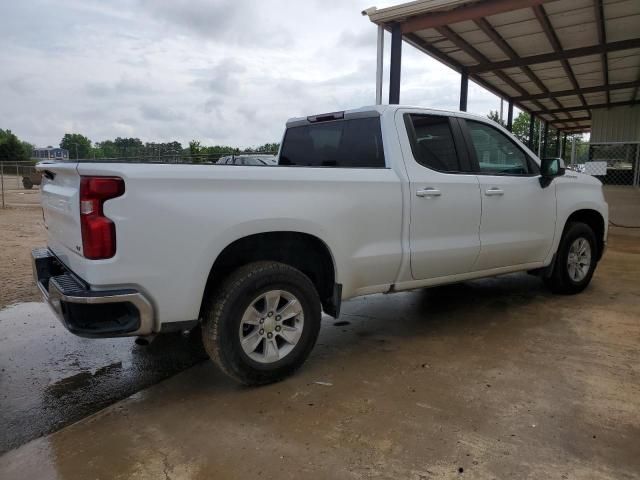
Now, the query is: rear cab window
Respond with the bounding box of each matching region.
[279,115,385,168]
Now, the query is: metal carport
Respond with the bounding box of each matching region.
[362,0,640,163]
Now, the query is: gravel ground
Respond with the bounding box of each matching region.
[0,205,45,309]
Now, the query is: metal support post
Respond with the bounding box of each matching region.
[375,25,384,105]
[634,143,640,188]
[460,70,468,112]
[389,23,402,105]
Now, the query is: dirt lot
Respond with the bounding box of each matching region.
[0,205,46,309]
[1,228,638,479]
[0,190,639,479]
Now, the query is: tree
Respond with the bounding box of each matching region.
[511,112,534,145]
[0,129,30,162]
[487,110,506,127]
[60,133,92,159]
[486,110,557,155]
[254,143,280,153]
[93,140,118,158]
[189,140,201,155]
[113,137,144,157]
[20,140,34,160]
[89,136,280,161]
[487,110,538,145]
[202,145,241,155]
[143,141,183,159]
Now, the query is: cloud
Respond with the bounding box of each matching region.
[337,29,377,49]
[5,76,39,95]
[85,78,153,98]
[138,0,291,47]
[1,0,504,148]
[192,58,247,96]
[139,104,185,122]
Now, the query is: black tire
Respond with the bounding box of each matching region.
[544,222,598,295]
[201,261,321,385]
[23,178,33,189]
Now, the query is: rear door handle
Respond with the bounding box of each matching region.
[416,187,442,197]
[485,188,504,196]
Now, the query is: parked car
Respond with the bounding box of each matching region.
[216,154,277,166]
[33,105,608,385]
[22,171,42,189]
[566,163,586,173]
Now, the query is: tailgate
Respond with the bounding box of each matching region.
[38,162,83,264]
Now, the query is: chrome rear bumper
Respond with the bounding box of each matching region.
[32,248,154,338]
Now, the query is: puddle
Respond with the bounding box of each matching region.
[0,302,207,454]
[46,363,123,398]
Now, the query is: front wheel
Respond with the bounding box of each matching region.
[544,222,598,294]
[201,261,321,385]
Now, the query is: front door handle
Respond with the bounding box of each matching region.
[416,187,442,197]
[485,188,504,196]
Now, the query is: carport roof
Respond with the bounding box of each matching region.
[363,0,640,133]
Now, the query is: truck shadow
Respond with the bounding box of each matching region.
[316,271,567,362]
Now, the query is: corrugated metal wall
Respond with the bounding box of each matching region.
[591,106,640,143]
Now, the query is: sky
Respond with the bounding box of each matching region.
[1,0,507,149]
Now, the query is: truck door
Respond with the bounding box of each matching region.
[396,110,482,280]
[459,118,556,270]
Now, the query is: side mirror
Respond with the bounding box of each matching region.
[539,157,565,188]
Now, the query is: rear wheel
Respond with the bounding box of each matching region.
[201,261,321,385]
[544,222,598,294]
[23,178,33,189]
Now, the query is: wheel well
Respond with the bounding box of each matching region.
[203,232,338,317]
[565,209,605,260]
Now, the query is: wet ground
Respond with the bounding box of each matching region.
[0,303,207,454]
[0,228,639,479]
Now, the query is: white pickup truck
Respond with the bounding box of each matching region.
[33,105,608,385]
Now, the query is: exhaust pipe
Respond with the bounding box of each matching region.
[135,334,156,346]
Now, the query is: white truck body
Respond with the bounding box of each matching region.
[34,104,608,348]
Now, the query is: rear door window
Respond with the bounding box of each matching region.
[279,117,385,168]
[404,114,462,173]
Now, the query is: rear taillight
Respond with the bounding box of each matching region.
[80,176,125,259]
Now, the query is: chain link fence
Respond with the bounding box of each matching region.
[0,161,40,208]
[581,142,640,187]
